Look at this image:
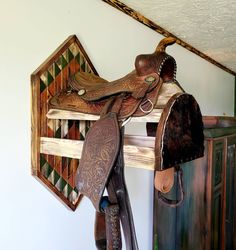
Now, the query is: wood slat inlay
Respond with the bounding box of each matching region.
[40,136,155,171]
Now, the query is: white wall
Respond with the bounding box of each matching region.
[0,0,234,250]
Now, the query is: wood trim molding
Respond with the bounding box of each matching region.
[32,35,98,76]
[102,0,236,77]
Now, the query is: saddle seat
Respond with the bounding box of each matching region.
[49,71,162,120]
[69,70,160,102]
[69,71,108,91]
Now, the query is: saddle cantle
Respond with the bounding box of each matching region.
[48,37,204,250]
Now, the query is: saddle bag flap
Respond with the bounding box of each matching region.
[75,112,120,211]
[155,93,204,170]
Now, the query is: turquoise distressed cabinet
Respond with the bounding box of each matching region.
[153,117,236,250]
[224,136,236,249]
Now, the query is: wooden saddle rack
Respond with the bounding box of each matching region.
[31,35,204,250]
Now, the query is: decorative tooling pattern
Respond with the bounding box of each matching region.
[120,0,236,73]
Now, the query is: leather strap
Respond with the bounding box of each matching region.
[95,200,122,250]
[154,167,174,193]
[94,128,138,250]
[95,211,106,250]
[157,167,184,207]
[104,205,122,250]
[108,130,139,250]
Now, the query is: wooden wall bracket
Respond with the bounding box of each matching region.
[31,35,99,210]
[31,34,216,211]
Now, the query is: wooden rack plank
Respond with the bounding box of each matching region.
[40,136,155,171]
[47,109,163,122]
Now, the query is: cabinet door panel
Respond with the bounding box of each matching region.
[225,137,236,250]
[153,176,177,250]
[176,157,208,250]
[212,140,224,188]
[211,139,224,250]
[212,191,222,250]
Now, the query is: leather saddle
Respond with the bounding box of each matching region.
[49,37,204,250]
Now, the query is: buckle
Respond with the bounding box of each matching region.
[139,99,154,114]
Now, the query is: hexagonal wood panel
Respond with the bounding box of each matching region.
[31,35,98,210]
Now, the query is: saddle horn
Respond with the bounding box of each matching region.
[155,37,176,53]
[135,36,177,81]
